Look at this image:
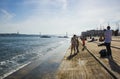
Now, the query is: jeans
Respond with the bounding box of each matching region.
[105,43,112,56]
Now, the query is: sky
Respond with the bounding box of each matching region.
[0,0,120,35]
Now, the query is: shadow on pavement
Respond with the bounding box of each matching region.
[108,57,120,73]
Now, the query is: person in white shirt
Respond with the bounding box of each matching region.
[104,26,112,58]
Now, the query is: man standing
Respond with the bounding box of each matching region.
[104,26,112,58]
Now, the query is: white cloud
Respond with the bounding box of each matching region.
[0,9,16,22]
[0,0,120,34]
[47,0,68,10]
[55,0,68,10]
[22,0,68,12]
[75,0,120,27]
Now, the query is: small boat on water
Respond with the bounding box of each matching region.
[58,32,68,38]
[58,36,68,38]
[40,35,51,38]
[39,32,51,38]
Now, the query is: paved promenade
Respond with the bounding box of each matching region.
[57,37,120,79]
[4,37,120,79]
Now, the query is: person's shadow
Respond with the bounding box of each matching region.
[67,53,78,60]
[108,57,120,73]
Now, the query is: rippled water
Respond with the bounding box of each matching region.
[0,36,68,78]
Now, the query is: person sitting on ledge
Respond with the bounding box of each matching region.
[88,37,97,42]
[99,35,104,42]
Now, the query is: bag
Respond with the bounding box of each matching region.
[99,49,107,58]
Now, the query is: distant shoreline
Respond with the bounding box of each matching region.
[0,33,40,37]
[0,33,69,38]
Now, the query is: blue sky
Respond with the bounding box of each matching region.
[0,0,120,35]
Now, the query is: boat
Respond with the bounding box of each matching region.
[40,35,51,38]
[58,36,68,38]
[58,32,68,38]
[39,32,51,38]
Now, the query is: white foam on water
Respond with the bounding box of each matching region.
[0,37,70,79]
[0,62,31,79]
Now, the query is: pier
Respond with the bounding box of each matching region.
[4,37,120,79]
[57,37,120,79]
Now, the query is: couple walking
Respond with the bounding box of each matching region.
[70,35,79,55]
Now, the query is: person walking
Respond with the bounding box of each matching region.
[104,26,112,59]
[75,36,79,53]
[71,36,76,55]
[70,35,79,55]
[81,36,86,51]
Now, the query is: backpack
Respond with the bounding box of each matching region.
[99,49,107,58]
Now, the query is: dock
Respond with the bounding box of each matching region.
[57,37,120,79]
[4,37,120,79]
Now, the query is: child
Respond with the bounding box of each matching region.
[81,37,86,51]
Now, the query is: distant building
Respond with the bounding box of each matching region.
[81,30,105,37]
